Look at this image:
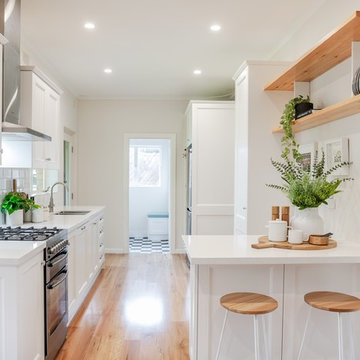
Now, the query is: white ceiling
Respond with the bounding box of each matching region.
[21,0,325,100]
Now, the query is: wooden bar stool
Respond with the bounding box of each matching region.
[216,292,278,360]
[298,291,360,360]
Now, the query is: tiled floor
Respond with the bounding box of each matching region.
[129,237,170,253]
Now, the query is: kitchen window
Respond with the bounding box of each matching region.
[129,146,161,187]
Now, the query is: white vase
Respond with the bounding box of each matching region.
[291,208,324,241]
[6,209,24,227]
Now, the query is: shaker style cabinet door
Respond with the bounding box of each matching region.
[20,68,62,169]
[234,70,249,235]
[187,101,235,236]
[44,88,60,168]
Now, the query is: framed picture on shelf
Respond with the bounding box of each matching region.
[299,142,317,173]
[323,137,349,176]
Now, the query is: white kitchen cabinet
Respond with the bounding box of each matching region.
[185,108,192,147]
[0,35,8,165]
[0,251,44,360]
[233,62,292,235]
[185,101,235,235]
[20,66,62,169]
[98,216,105,267]
[67,230,76,315]
[68,212,105,322]
[74,223,89,300]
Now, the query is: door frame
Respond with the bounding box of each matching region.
[123,133,176,253]
[63,131,77,205]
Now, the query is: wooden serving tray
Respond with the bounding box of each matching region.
[252,236,337,250]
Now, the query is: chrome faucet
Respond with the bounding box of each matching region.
[48,182,67,213]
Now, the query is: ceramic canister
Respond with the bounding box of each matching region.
[267,219,288,242]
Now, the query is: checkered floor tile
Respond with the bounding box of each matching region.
[129,237,170,253]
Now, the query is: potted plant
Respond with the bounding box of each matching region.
[23,198,40,222]
[267,98,352,240]
[1,192,27,226]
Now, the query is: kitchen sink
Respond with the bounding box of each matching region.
[54,210,91,215]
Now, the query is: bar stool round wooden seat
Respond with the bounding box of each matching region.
[216,292,278,360]
[298,291,360,360]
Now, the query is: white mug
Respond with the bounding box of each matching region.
[267,220,288,242]
[288,229,303,244]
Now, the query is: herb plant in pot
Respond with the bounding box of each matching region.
[1,192,27,226]
[267,97,352,241]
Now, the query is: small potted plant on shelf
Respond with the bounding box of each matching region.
[1,192,27,226]
[23,197,40,222]
[267,98,353,240]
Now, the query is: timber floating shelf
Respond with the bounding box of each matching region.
[265,11,360,91]
[272,95,360,133]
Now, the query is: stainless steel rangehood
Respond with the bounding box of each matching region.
[0,0,51,141]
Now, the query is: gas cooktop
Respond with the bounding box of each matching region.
[0,226,64,241]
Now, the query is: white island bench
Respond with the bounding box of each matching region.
[183,235,360,360]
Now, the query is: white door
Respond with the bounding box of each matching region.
[234,70,249,234]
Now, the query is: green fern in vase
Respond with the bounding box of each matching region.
[267,151,353,210]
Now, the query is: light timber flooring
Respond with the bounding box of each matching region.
[56,254,190,360]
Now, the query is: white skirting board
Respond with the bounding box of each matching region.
[105,247,186,254]
[105,248,125,254]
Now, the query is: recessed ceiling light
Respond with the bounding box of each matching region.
[84,22,95,30]
[104,68,112,74]
[193,69,202,75]
[210,24,221,32]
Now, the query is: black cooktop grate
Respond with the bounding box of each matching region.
[0,226,62,241]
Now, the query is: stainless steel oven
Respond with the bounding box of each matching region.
[44,235,69,360]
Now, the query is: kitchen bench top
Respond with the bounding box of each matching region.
[0,241,45,266]
[182,235,360,265]
[0,206,105,266]
[30,205,105,232]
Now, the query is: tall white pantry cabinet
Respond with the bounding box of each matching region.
[233,61,292,235]
[185,101,235,235]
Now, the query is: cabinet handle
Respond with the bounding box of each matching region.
[81,226,86,231]
[242,207,247,210]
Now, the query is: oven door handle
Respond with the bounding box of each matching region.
[47,269,68,290]
[47,250,68,268]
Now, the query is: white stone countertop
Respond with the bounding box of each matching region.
[0,241,45,266]
[28,205,105,232]
[183,235,360,265]
[0,205,105,266]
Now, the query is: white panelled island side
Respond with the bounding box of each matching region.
[183,235,360,360]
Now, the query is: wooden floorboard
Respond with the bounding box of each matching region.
[56,253,190,360]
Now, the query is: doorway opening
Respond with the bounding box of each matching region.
[63,139,71,205]
[63,132,76,206]
[124,134,176,254]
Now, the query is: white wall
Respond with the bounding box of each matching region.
[77,100,187,252]
[268,4,360,241]
[129,139,170,237]
[270,1,360,62]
